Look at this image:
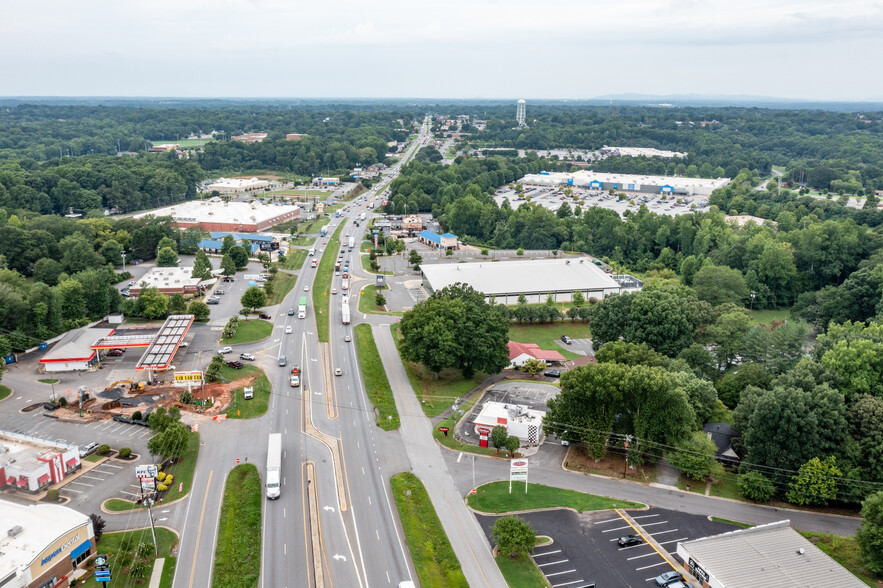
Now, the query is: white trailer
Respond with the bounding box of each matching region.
[341,295,351,325]
[266,433,282,499]
[348,236,355,250]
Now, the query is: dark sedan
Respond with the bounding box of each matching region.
[226,361,244,369]
[618,534,643,547]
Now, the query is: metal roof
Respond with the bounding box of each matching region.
[40,328,115,363]
[92,334,155,349]
[135,315,194,371]
[677,520,865,587]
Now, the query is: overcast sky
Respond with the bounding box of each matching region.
[3,0,882,101]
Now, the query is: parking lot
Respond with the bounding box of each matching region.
[494,186,709,219]
[455,381,559,445]
[477,508,736,587]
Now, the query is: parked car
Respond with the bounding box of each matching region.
[223,276,234,283]
[107,349,125,357]
[278,356,287,366]
[207,297,220,305]
[239,353,256,361]
[655,571,687,586]
[226,361,244,369]
[219,347,233,354]
[79,442,99,458]
[561,335,573,345]
[215,289,225,295]
[544,369,561,378]
[259,313,271,319]
[618,535,643,547]
[243,386,254,400]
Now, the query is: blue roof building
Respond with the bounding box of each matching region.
[417,230,458,250]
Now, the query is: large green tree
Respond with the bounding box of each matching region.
[229,245,249,269]
[240,286,267,312]
[786,456,841,506]
[399,283,509,377]
[692,264,749,306]
[667,431,723,481]
[192,250,213,280]
[856,491,883,573]
[491,516,537,559]
[156,246,179,267]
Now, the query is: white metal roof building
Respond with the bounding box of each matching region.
[676,520,865,588]
[134,197,300,232]
[420,258,639,304]
[521,170,729,196]
[39,327,115,373]
[129,266,204,296]
[0,499,95,588]
[600,146,687,158]
[207,177,271,194]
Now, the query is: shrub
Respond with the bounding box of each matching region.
[516,248,524,256]
[157,483,168,492]
[738,470,775,502]
[118,448,131,459]
[164,475,173,484]
[132,411,143,421]
[156,471,166,482]
[46,489,60,501]
[180,391,193,404]
[96,444,111,456]
[58,397,67,407]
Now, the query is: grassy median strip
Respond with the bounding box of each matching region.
[222,365,271,419]
[0,385,11,401]
[391,472,468,588]
[266,272,296,306]
[313,222,345,342]
[496,548,551,588]
[467,481,644,513]
[354,324,399,430]
[99,527,178,588]
[212,464,262,588]
[279,248,308,271]
[220,319,273,345]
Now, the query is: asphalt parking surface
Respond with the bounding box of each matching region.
[476,508,737,587]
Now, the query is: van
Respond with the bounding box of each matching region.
[79,442,99,458]
[243,386,254,400]
[308,248,315,256]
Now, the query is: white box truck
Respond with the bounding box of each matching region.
[266,433,281,499]
[348,236,355,250]
[359,211,366,221]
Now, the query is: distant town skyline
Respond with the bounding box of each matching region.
[3,0,882,101]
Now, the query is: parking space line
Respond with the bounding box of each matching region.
[639,521,669,527]
[551,581,586,587]
[628,552,661,561]
[545,569,577,577]
[631,514,660,520]
[60,487,83,493]
[81,475,105,481]
[636,562,668,571]
[71,481,93,487]
[601,524,632,532]
[657,538,688,547]
[121,490,140,497]
[128,428,141,437]
[537,559,570,567]
[101,463,124,469]
[138,430,151,438]
[594,517,622,524]
[649,529,679,536]
[534,549,562,556]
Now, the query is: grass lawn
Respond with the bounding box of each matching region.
[288,236,316,246]
[468,481,644,513]
[0,385,11,401]
[83,453,103,463]
[222,365,271,419]
[710,516,753,528]
[749,308,792,325]
[358,284,401,315]
[298,215,331,235]
[709,474,743,501]
[314,223,345,342]
[220,319,273,345]
[104,498,139,512]
[799,532,883,587]
[266,272,296,306]
[38,378,59,384]
[432,394,502,458]
[279,248,308,271]
[508,323,585,361]
[354,324,399,430]
[212,464,262,588]
[360,253,394,275]
[152,137,213,148]
[496,552,550,588]
[98,527,178,588]
[391,473,468,588]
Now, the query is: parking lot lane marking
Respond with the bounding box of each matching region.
[636,561,669,571]
[71,481,94,487]
[649,529,679,536]
[594,517,622,525]
[631,514,660,520]
[533,549,562,556]
[101,463,124,469]
[537,559,570,567]
[81,475,105,481]
[60,487,83,493]
[602,524,632,533]
[121,491,140,497]
[128,428,140,437]
[656,538,688,547]
[614,509,681,574]
[545,569,577,577]
[639,521,669,527]
[627,552,660,561]
[138,429,151,438]
[551,581,586,588]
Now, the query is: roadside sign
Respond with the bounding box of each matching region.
[438,426,449,437]
[135,464,158,479]
[140,477,156,492]
[510,458,529,493]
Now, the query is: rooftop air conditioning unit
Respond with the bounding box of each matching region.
[8,525,23,538]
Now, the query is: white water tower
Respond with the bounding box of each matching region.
[516,99,526,127]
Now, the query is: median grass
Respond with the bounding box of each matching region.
[279,248,308,271]
[467,481,644,513]
[266,272,296,306]
[220,319,273,345]
[98,527,178,588]
[103,498,140,512]
[38,378,59,384]
[798,531,881,587]
[212,464,262,588]
[391,473,468,588]
[358,284,401,315]
[222,365,271,419]
[496,550,550,588]
[508,323,584,361]
[354,324,399,430]
[313,222,345,342]
[0,385,11,401]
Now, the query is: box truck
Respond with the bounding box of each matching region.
[298,296,308,319]
[266,433,282,499]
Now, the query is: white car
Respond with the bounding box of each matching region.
[285,325,293,334]
[219,347,233,354]
[332,288,337,295]
[304,285,310,292]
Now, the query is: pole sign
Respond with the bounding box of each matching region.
[135,464,159,479]
[174,371,204,387]
[95,553,111,582]
[510,458,529,494]
[478,427,491,448]
[140,477,156,492]
[438,426,449,437]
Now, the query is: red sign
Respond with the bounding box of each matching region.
[512,460,528,468]
[478,427,491,436]
[437,427,449,432]
[236,458,240,464]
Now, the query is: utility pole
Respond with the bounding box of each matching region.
[145,497,158,555]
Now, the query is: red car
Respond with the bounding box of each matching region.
[259,313,271,319]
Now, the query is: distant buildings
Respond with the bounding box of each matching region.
[134,197,300,232]
[39,327,115,372]
[312,177,340,187]
[521,170,729,197]
[129,267,204,297]
[285,133,305,141]
[208,177,270,194]
[416,230,459,251]
[508,341,565,368]
[600,146,686,158]
[232,132,268,143]
[0,430,82,493]
[516,99,526,127]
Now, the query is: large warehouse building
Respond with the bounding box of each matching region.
[205,177,270,194]
[0,499,96,588]
[521,170,729,196]
[421,258,641,304]
[134,197,299,232]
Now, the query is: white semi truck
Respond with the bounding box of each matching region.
[359,211,366,221]
[266,433,282,499]
[348,236,355,250]
[341,295,351,325]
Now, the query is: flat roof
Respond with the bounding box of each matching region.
[421,258,620,297]
[40,327,115,363]
[522,170,729,190]
[0,499,90,573]
[210,177,269,189]
[135,314,194,371]
[475,401,545,425]
[678,520,864,587]
[132,266,203,290]
[209,231,275,242]
[134,197,299,225]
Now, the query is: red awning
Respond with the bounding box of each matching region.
[38,474,51,484]
[66,457,78,467]
[17,477,28,487]
[6,476,14,485]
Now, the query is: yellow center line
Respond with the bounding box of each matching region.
[614,509,679,571]
[188,470,214,588]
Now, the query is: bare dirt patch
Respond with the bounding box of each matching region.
[564,446,657,484]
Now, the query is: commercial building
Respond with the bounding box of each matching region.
[285,133,305,141]
[676,520,864,587]
[473,401,544,444]
[600,146,687,158]
[134,197,300,232]
[521,170,729,196]
[421,258,640,304]
[508,341,564,368]
[206,177,270,194]
[129,266,204,296]
[401,214,424,233]
[39,327,115,373]
[0,430,81,494]
[231,132,267,143]
[0,499,95,588]
[312,177,340,187]
[417,230,459,251]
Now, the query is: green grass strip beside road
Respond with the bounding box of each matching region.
[0,385,11,401]
[467,481,644,513]
[98,527,178,588]
[391,472,468,588]
[496,549,551,588]
[212,464,262,588]
[354,324,399,430]
[279,248,308,272]
[220,319,273,345]
[222,365,271,419]
[313,222,345,342]
[265,272,296,306]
